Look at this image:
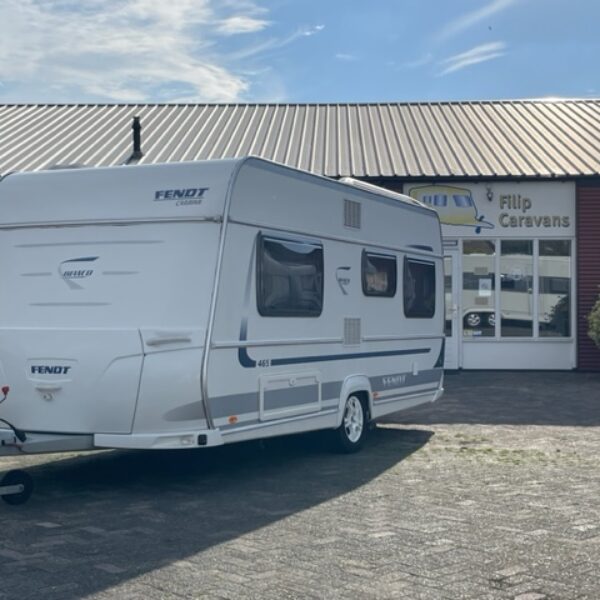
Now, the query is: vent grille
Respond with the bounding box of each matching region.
[344,318,361,346]
[344,199,361,229]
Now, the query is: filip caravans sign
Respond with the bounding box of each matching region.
[406,182,575,238]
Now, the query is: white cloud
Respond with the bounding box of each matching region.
[0,0,277,103]
[217,15,270,35]
[403,53,434,69]
[438,42,506,75]
[227,24,325,61]
[437,0,517,43]
[335,53,357,61]
[305,24,325,36]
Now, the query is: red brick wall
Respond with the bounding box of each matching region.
[577,184,600,371]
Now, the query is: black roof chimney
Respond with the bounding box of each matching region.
[129,116,143,163]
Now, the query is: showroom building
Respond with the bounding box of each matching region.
[0,100,599,370]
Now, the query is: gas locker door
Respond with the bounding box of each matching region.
[0,328,143,434]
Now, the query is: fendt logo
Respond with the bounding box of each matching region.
[31,365,71,375]
[58,256,98,290]
[154,187,209,207]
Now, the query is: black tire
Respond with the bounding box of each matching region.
[464,312,482,328]
[1,470,34,506]
[331,394,368,454]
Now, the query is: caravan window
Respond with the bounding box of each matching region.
[362,251,397,297]
[453,194,473,207]
[403,258,436,318]
[424,194,447,207]
[257,235,323,317]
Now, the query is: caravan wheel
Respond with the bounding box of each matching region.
[331,394,367,453]
[1,470,33,506]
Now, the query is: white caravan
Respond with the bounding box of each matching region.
[0,158,444,503]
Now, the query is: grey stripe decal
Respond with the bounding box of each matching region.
[220,399,339,431]
[163,369,441,423]
[163,400,206,422]
[210,391,258,419]
[370,368,442,393]
[166,384,343,423]
[264,384,319,412]
[373,386,440,404]
[322,381,342,400]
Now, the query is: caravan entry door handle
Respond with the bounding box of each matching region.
[145,336,193,347]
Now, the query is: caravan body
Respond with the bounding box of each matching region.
[0,158,443,455]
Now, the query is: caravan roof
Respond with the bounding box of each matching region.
[0,157,435,229]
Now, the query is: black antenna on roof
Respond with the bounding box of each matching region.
[126,116,143,164]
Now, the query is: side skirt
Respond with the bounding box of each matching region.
[220,408,339,444]
[370,388,443,420]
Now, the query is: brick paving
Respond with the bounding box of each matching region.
[0,371,599,599]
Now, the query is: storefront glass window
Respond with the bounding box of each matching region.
[500,240,533,337]
[463,240,495,337]
[444,256,452,336]
[539,240,571,337]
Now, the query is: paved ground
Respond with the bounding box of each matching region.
[0,371,599,600]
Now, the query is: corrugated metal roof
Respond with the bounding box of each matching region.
[1,101,600,179]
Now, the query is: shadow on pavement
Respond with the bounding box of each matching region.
[0,426,431,599]
[384,370,600,427]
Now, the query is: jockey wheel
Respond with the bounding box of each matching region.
[0,470,33,505]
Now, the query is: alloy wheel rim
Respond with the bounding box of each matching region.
[344,397,364,443]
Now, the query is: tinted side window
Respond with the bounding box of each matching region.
[362,251,397,297]
[404,258,436,318]
[257,235,323,317]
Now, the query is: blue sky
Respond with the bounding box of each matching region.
[0,0,597,104]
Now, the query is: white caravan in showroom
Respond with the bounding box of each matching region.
[0,157,443,503]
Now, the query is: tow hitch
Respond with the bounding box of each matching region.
[0,386,26,443]
[0,386,33,505]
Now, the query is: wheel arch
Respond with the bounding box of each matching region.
[336,375,372,427]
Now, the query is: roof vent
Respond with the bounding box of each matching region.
[344,198,361,229]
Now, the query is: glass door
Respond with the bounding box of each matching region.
[444,251,460,369]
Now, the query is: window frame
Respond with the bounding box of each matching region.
[459,237,574,340]
[361,250,397,298]
[256,233,324,318]
[403,257,436,319]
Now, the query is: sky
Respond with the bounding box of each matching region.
[0,0,598,104]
